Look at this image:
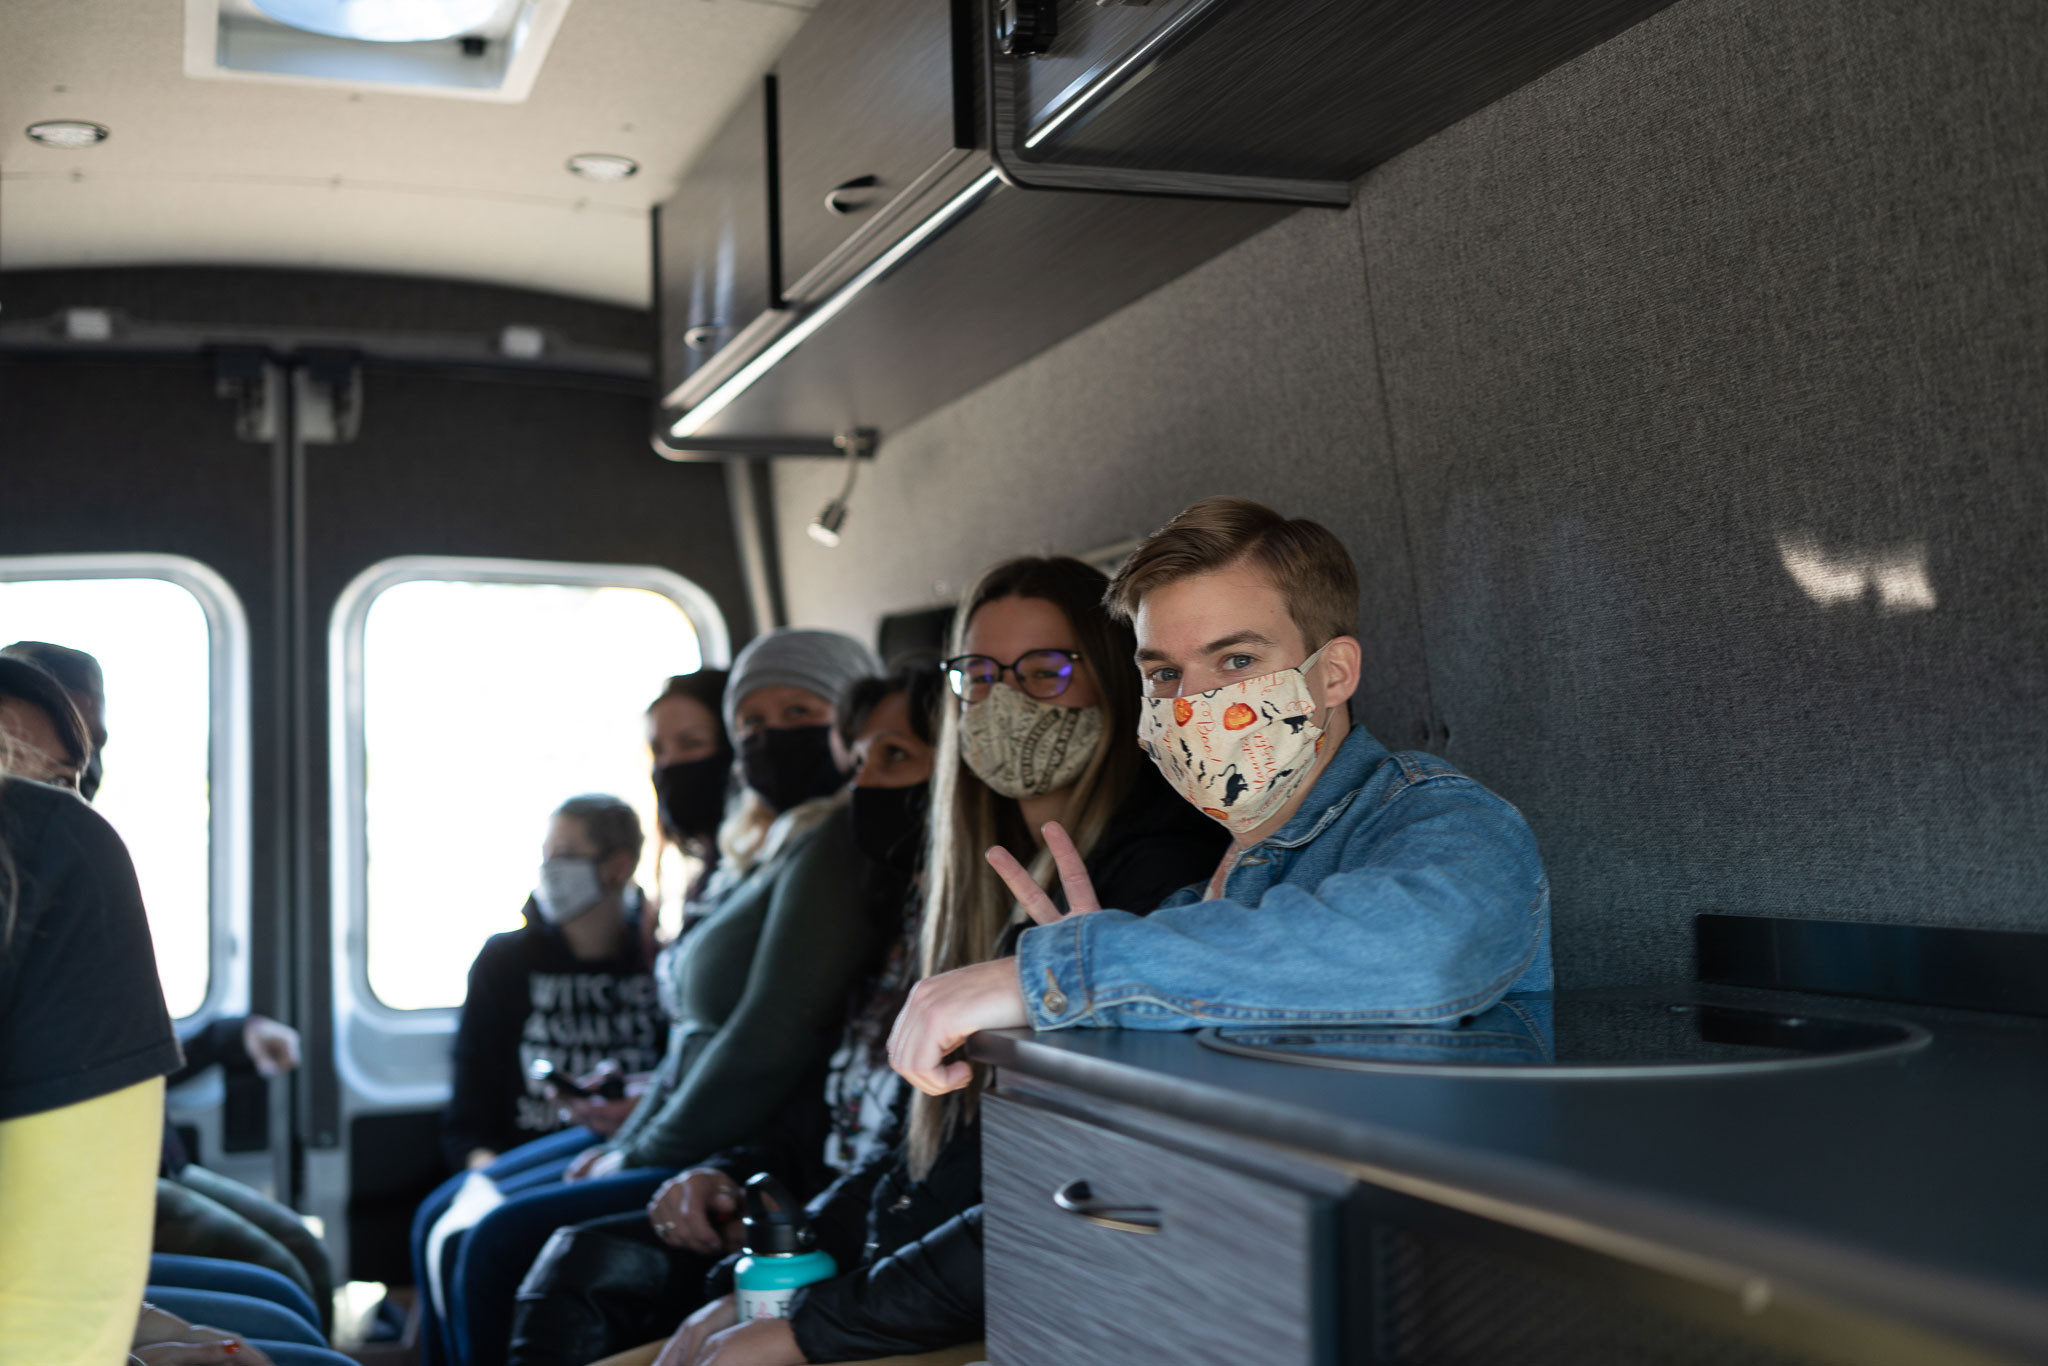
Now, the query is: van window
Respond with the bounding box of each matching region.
[0,559,248,1020]
[338,561,719,1012]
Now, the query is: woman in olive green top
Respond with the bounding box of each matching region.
[594,630,881,1172]
[431,628,881,1366]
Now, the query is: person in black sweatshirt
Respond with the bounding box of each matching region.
[441,794,667,1173]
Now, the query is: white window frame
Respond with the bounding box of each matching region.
[327,555,730,1105]
[0,554,253,1027]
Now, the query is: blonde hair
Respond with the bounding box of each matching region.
[1106,496,1359,648]
[908,556,1142,1176]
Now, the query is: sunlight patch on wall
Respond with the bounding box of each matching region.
[1776,532,1936,614]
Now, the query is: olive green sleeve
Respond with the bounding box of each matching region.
[616,807,875,1170]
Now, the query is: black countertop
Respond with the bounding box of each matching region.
[968,984,2048,1359]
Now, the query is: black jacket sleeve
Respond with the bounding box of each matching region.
[167,1015,253,1088]
[787,1207,985,1362]
[441,932,528,1170]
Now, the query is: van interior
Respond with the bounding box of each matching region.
[2,0,2044,1362]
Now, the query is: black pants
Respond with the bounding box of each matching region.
[508,1212,714,1366]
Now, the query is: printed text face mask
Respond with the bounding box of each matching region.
[1137,642,1334,837]
[958,682,1104,800]
[535,855,605,925]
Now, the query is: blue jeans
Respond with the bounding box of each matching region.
[412,1128,675,1366]
[413,1128,594,1366]
[149,1252,324,1332]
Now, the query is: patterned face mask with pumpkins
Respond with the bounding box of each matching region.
[1137,640,1335,838]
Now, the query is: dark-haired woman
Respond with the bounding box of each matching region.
[645,670,734,934]
[653,558,1227,1366]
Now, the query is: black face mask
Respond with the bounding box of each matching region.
[739,725,845,813]
[653,754,731,842]
[850,781,929,878]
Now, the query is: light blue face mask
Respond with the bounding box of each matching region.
[534,855,604,925]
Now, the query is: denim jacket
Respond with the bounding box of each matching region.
[1014,726,1553,1029]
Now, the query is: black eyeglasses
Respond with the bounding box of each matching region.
[943,650,1083,701]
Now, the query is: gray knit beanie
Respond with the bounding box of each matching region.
[724,628,881,735]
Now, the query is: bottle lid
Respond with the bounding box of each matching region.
[740,1172,813,1257]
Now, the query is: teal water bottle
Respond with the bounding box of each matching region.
[733,1173,836,1323]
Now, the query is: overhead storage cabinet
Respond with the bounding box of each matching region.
[773,0,973,301]
[654,0,1683,448]
[654,78,780,406]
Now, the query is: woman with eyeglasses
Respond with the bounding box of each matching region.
[645,557,1225,1366]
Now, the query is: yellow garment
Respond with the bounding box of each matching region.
[0,1078,165,1366]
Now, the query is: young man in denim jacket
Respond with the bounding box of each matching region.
[890,496,1552,1096]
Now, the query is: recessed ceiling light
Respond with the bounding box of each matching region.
[25,120,109,149]
[252,0,500,44]
[566,153,639,183]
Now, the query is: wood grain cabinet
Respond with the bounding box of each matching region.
[653,77,780,407]
[771,0,972,301]
[983,1092,1338,1366]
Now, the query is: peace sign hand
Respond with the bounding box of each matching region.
[985,821,1102,924]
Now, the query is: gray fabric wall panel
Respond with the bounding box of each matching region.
[772,0,2047,987]
[771,204,1436,751]
[1357,0,2048,983]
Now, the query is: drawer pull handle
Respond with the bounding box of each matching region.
[825,175,880,216]
[1053,1179,1161,1234]
[682,324,726,352]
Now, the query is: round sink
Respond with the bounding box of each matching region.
[1197,996,1928,1079]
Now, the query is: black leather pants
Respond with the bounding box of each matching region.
[507,1211,713,1366]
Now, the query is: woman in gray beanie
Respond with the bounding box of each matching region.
[432,628,881,1366]
[715,629,885,870]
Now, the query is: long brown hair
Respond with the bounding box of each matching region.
[909,556,1143,1174]
[0,758,14,948]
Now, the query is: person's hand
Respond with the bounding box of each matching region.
[885,819,1095,1096]
[562,1092,638,1136]
[564,1144,625,1181]
[652,1293,738,1366]
[985,821,1104,924]
[888,957,1029,1096]
[241,1015,301,1078]
[648,1167,745,1254]
[687,1316,805,1366]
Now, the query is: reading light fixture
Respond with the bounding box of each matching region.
[806,435,868,548]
